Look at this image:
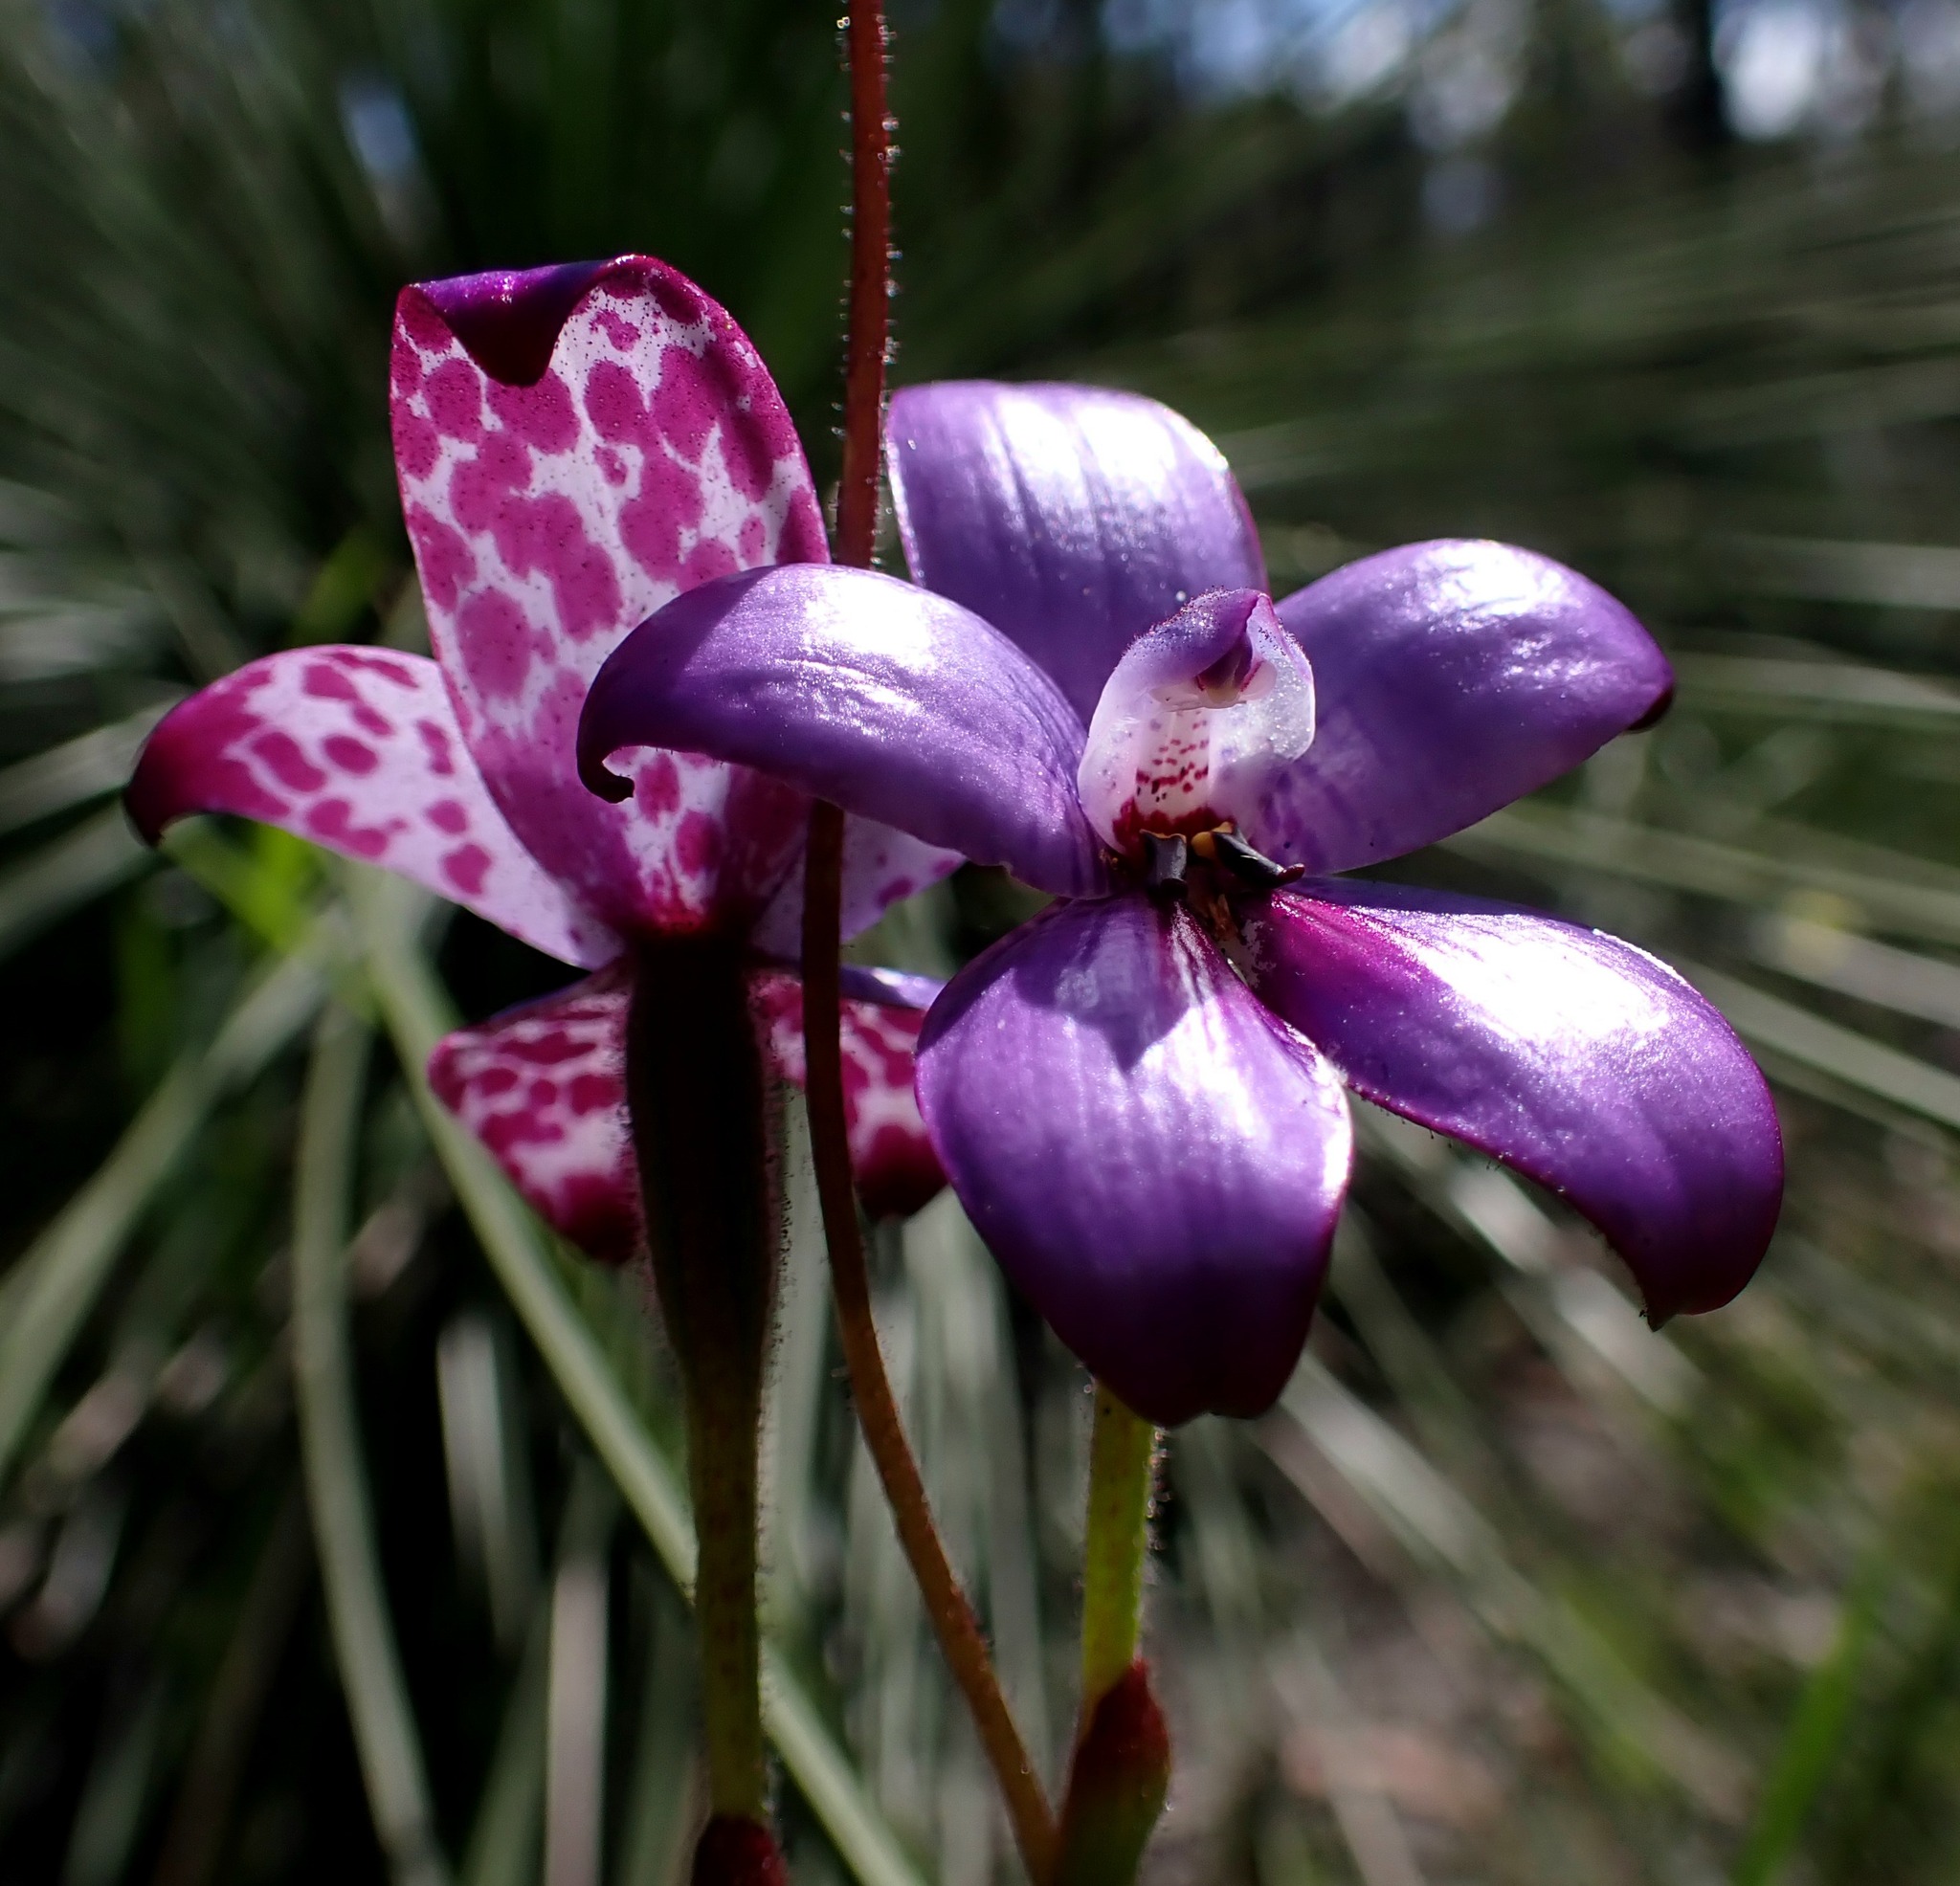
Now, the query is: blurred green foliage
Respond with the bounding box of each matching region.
[7,0,1960,1880]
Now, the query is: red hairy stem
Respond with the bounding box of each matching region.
[805,11,1058,1877]
[835,0,892,572]
[805,807,1059,1880]
[803,10,1060,1875]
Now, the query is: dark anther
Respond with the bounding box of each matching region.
[1212,829,1306,889]
[1141,832,1190,893]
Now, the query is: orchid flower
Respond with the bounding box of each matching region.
[125,256,958,1262]
[577,379,1785,1431]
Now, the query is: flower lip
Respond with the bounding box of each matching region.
[1078,588,1316,862]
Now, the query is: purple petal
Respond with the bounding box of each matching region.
[1260,542,1673,873]
[1243,881,1782,1321]
[417,262,616,386]
[748,817,965,959]
[839,963,946,1013]
[1078,588,1315,855]
[916,894,1352,1426]
[578,564,1108,899]
[887,382,1267,723]
[429,965,640,1262]
[125,647,619,967]
[751,968,947,1221]
[393,255,825,935]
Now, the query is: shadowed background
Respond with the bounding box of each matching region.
[2,0,1959,1881]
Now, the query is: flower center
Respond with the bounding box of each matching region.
[1077,588,1315,866]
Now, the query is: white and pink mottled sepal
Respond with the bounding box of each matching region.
[390,255,829,938]
[126,646,619,967]
[427,961,947,1262]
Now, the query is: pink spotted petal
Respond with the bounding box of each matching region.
[427,966,640,1263]
[747,816,966,959]
[126,647,619,967]
[428,960,947,1254]
[751,967,948,1220]
[391,255,828,936]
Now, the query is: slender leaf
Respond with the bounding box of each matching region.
[0,944,324,1489]
[293,1001,450,1886]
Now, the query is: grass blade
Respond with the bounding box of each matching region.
[1271,1356,1747,1818]
[462,1602,548,1886]
[1686,964,1960,1132]
[293,1001,451,1886]
[0,804,151,964]
[1730,1562,1886,1886]
[0,702,174,838]
[0,944,324,1490]
[1447,805,1960,948]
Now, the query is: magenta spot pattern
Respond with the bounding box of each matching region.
[429,966,642,1263]
[126,646,618,967]
[749,970,947,1221]
[390,255,832,935]
[430,965,947,1253]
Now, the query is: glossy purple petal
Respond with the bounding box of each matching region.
[748,817,965,959]
[917,894,1352,1426]
[1243,881,1782,1321]
[1260,542,1674,874]
[578,564,1108,899]
[839,963,946,1012]
[887,382,1267,722]
[126,647,619,967]
[428,965,640,1262]
[392,255,824,935]
[752,968,947,1221]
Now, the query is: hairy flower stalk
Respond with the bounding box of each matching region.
[1056,1387,1169,1886]
[623,937,777,1851]
[801,4,1060,1880]
[1077,1387,1157,1714]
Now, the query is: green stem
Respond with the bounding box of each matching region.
[350,870,925,1886]
[1054,1386,1169,1886]
[293,1003,450,1886]
[1079,1384,1158,1718]
[623,935,777,1823]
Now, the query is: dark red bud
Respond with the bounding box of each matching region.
[1055,1659,1172,1886]
[691,1814,790,1886]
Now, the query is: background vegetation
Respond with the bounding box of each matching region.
[2,0,1959,1880]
